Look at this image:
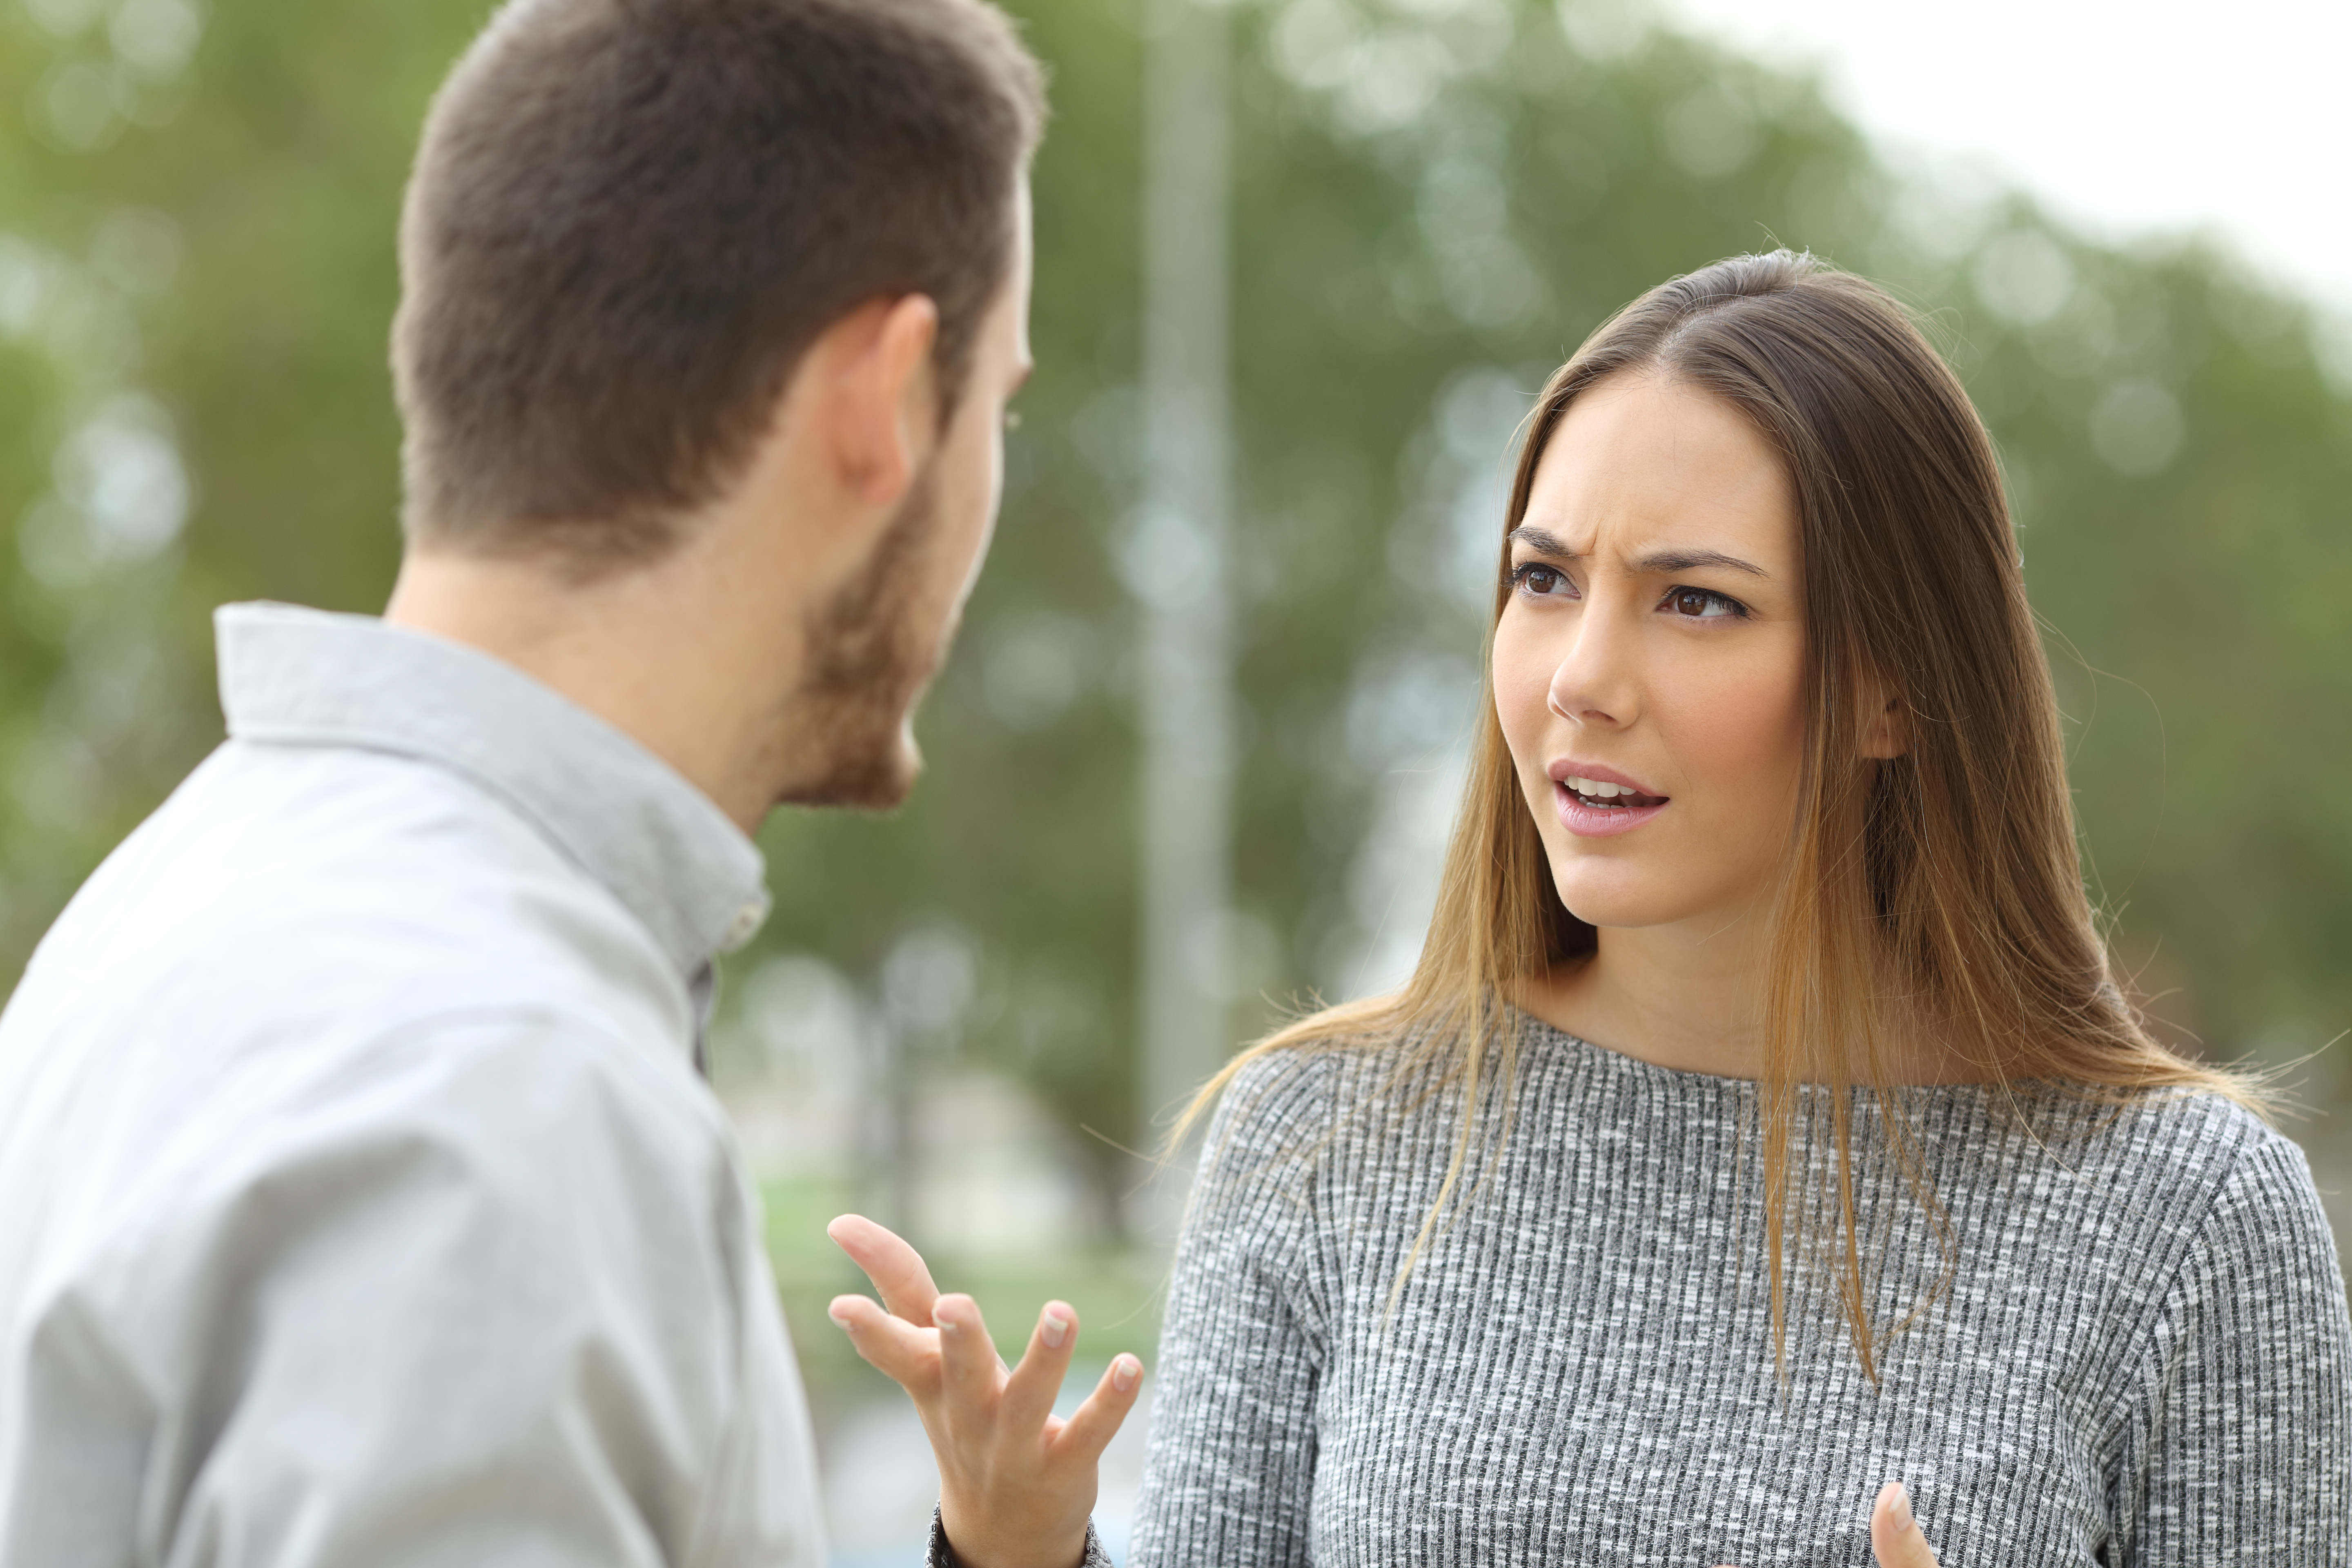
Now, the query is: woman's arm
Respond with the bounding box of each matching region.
[2112,1130,2352,1564]
[1129,1053,1337,1568]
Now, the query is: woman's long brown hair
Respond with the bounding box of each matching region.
[1175,251,2267,1379]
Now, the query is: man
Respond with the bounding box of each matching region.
[0,1,1133,1563]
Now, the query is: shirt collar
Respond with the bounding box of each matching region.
[215,601,771,977]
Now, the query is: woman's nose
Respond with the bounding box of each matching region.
[1547,603,1637,728]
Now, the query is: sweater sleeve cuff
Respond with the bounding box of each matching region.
[926,1506,1112,1568]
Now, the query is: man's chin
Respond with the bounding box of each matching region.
[773,730,922,813]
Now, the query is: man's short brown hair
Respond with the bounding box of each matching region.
[391,0,1045,570]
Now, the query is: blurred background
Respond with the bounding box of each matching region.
[3,0,2348,1560]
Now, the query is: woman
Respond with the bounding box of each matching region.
[1126,252,2350,1565]
[827,253,2350,1568]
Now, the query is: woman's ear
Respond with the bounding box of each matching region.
[1860,679,1909,760]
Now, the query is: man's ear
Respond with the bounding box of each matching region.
[1859,672,1909,761]
[821,293,941,508]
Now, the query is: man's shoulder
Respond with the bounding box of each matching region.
[19,737,683,1054]
[15,1001,742,1344]
[257,1003,736,1212]
[66,736,642,947]
[0,741,720,1266]
[0,999,768,1561]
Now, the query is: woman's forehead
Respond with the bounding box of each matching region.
[1520,377,1797,570]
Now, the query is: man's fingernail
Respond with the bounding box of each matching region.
[828,1305,853,1329]
[1041,1310,1069,1349]
[1112,1355,1140,1392]
[1889,1484,1915,1534]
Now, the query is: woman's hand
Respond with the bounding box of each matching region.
[1713,1483,1938,1568]
[826,1214,1145,1568]
[1865,1484,1938,1567]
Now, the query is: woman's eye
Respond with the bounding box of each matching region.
[1511,563,1575,597]
[1663,586,1747,619]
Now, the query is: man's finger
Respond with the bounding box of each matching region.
[827,1214,943,1326]
[1000,1301,1080,1438]
[932,1292,1007,1416]
[827,1293,941,1390]
[1050,1352,1145,1464]
[1870,1483,1940,1568]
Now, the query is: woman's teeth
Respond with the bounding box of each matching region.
[1564,776,1659,807]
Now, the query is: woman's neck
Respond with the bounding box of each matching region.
[1516,919,1985,1085]
[1519,919,1773,1080]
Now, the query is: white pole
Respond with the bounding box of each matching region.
[1135,0,1233,1164]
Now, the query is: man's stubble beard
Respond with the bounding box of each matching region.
[767,461,953,811]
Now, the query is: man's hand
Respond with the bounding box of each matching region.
[1714,1483,1938,1568]
[826,1214,1144,1568]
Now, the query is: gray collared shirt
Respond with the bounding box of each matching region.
[0,602,823,1564]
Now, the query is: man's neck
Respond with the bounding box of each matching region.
[384,546,793,834]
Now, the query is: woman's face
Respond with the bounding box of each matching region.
[1492,373,1810,935]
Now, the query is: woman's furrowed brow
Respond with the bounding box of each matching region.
[1506,526,1577,557]
[1634,547,1769,578]
[1507,528,1769,580]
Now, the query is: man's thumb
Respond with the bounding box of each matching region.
[1870,1483,1940,1568]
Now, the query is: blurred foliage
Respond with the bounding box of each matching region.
[4,0,2350,1229]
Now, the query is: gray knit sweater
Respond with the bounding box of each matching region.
[1129,1019,2352,1565]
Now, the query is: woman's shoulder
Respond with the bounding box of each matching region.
[1206,1034,1403,1145]
[1192,1016,1445,1181]
[2017,1084,2335,1271]
[2044,1083,2302,1187]
[2050,1088,2352,1417]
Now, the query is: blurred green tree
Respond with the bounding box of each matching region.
[3,0,2348,1232]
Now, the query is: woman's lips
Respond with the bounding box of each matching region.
[1546,760,1670,838]
[1552,782,1669,837]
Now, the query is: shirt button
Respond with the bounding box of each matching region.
[723,902,764,951]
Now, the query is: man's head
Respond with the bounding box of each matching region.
[388,0,1042,819]
[753,185,1035,812]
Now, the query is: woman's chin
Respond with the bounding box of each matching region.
[1550,871,1712,933]
[1553,891,1666,931]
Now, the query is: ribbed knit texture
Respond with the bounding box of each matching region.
[1131,1018,2352,1566]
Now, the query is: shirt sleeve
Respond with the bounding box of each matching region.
[5,1011,812,1567]
[1128,1051,1336,1568]
[2111,1128,2352,1565]
[925,1506,1112,1568]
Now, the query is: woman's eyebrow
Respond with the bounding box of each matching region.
[1506,526,1577,557]
[1635,547,1768,578]
[1508,528,1769,580]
